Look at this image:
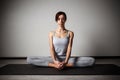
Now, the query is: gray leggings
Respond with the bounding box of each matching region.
[27,56,95,67]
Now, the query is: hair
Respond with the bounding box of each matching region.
[55,11,67,22]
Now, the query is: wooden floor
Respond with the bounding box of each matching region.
[0,58,120,80]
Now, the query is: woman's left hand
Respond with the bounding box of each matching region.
[58,61,66,70]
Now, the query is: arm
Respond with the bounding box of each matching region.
[64,31,74,64]
[49,31,56,62]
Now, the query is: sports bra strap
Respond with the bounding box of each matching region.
[66,30,69,37]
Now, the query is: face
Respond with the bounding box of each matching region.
[57,14,66,25]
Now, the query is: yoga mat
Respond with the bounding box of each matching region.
[0,64,120,75]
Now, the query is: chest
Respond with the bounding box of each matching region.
[53,37,69,47]
[55,32,68,38]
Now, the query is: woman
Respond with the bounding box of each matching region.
[27,11,95,70]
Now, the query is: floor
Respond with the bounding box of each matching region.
[0,58,120,80]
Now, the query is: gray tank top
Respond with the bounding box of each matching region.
[53,31,69,56]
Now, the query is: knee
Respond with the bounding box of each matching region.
[80,57,95,66]
[26,57,31,64]
[86,57,95,66]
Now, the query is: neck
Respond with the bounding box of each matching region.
[57,25,66,32]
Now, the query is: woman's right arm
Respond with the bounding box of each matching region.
[49,31,56,62]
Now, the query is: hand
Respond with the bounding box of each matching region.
[58,61,67,70]
[53,61,65,70]
[62,61,68,65]
[53,61,62,69]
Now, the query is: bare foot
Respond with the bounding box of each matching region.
[48,62,62,70]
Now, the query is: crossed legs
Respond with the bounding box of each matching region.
[27,56,95,70]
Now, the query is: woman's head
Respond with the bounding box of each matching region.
[55,11,67,22]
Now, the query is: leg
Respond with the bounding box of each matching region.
[48,62,60,69]
[68,56,95,67]
[27,56,62,69]
[27,56,53,66]
[65,63,74,67]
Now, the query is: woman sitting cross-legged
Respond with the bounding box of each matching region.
[27,11,95,70]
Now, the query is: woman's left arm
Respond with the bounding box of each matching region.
[64,31,74,64]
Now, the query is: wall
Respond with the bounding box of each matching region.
[0,0,120,57]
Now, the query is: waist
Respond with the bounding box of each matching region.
[56,55,66,62]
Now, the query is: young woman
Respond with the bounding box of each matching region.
[27,11,95,70]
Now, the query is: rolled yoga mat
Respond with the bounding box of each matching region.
[0,64,120,75]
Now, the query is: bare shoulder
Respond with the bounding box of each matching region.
[68,30,74,37]
[49,31,55,37]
